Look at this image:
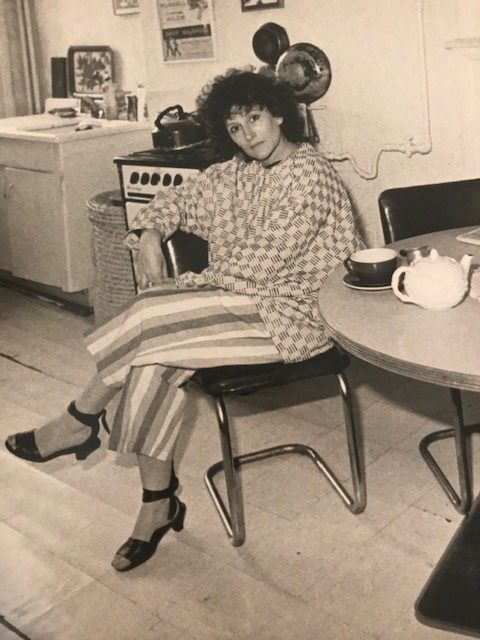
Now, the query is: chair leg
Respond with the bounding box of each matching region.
[204,373,366,546]
[337,372,367,513]
[419,388,480,515]
[209,394,245,546]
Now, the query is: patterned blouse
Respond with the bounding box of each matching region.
[126,143,362,362]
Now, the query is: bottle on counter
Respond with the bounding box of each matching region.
[127,94,138,121]
[102,78,118,120]
[102,78,128,120]
[136,84,148,122]
[115,86,128,120]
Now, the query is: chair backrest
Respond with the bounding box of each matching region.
[162,230,209,277]
[378,178,480,243]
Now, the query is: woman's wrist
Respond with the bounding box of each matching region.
[139,229,162,241]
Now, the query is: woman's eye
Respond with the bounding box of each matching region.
[229,126,239,135]
[250,113,259,122]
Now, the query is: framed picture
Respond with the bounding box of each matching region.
[113,0,140,15]
[157,0,217,63]
[67,46,114,96]
[241,0,284,11]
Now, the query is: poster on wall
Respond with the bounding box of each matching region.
[157,0,216,62]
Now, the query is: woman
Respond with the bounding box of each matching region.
[5,70,362,571]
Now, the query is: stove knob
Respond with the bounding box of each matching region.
[173,174,183,186]
[162,173,172,186]
[130,171,139,184]
[141,172,150,185]
[151,172,160,186]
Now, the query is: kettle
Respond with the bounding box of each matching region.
[391,248,473,310]
[152,105,207,150]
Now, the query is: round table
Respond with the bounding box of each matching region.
[318,228,480,392]
[318,227,480,515]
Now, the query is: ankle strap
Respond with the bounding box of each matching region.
[143,470,179,502]
[68,401,110,434]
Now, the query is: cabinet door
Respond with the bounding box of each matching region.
[4,167,67,286]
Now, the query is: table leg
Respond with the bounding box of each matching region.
[419,388,480,515]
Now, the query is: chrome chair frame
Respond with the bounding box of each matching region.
[162,230,366,546]
[203,371,366,546]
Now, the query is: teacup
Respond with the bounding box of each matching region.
[344,247,398,285]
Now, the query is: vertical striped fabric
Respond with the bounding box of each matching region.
[85,283,281,459]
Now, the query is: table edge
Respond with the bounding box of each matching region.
[322,319,480,393]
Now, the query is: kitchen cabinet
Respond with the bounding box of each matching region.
[0,117,151,292]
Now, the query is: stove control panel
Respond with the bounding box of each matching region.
[121,165,199,201]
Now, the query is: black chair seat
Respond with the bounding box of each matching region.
[191,346,350,396]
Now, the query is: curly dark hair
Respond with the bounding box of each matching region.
[195,70,305,156]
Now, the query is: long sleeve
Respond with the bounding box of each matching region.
[124,161,226,249]
[177,151,360,299]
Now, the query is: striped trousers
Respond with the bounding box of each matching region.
[85,283,281,460]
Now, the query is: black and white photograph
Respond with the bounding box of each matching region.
[67,46,114,95]
[1,1,480,639]
[241,0,284,11]
[112,0,140,15]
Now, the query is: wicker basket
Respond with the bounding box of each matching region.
[87,190,136,325]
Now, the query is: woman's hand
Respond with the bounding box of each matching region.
[136,229,167,289]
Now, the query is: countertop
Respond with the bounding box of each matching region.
[0,114,152,143]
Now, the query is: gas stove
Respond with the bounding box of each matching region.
[114,143,227,214]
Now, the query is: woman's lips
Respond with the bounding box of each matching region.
[249,141,264,152]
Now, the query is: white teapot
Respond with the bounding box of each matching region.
[391,248,472,310]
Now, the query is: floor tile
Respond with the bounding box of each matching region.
[302,534,432,637]
[384,609,474,640]
[0,522,93,627]
[22,580,194,640]
[0,356,81,418]
[244,597,377,640]
[365,449,435,505]
[0,321,96,386]
[377,504,459,568]
[361,398,436,447]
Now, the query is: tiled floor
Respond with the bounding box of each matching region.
[1,285,479,639]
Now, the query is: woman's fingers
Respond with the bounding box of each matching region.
[137,230,167,287]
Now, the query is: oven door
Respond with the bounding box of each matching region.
[125,200,151,228]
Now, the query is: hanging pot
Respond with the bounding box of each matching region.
[276,43,332,104]
[252,22,290,67]
[152,105,207,150]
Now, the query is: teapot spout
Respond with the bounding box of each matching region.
[460,253,473,276]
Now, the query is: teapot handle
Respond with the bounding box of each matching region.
[391,266,414,303]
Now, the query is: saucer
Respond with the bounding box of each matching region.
[342,273,392,291]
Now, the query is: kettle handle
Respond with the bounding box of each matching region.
[391,266,414,303]
[154,105,184,129]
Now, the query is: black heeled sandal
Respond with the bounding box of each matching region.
[112,469,186,572]
[4,401,109,463]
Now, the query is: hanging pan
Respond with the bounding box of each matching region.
[252,22,290,67]
[276,43,332,104]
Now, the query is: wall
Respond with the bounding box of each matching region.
[32,0,146,97]
[32,0,480,244]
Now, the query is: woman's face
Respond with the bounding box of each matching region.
[226,105,288,166]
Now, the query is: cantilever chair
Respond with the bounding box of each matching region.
[162,230,366,546]
[379,178,480,515]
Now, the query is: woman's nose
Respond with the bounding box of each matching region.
[244,124,255,141]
